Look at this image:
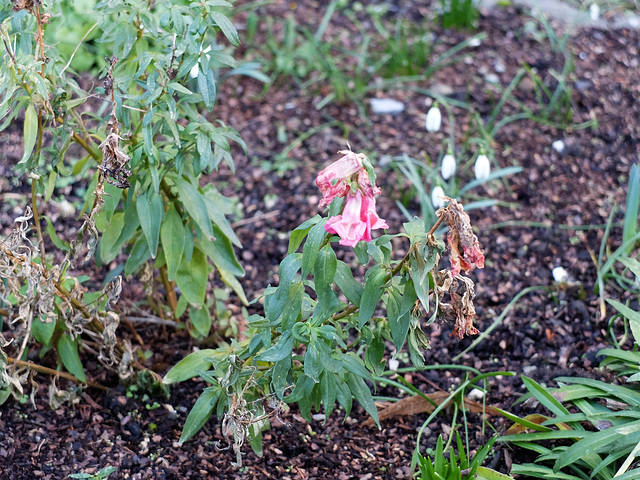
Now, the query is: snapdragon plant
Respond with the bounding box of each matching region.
[165,150,486,466]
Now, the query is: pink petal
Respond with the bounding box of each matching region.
[316,152,363,207]
[324,191,367,246]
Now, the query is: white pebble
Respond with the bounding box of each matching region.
[552,266,569,283]
[552,140,565,153]
[388,358,400,371]
[370,98,405,115]
[467,388,485,401]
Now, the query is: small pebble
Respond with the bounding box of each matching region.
[552,140,565,153]
[485,73,500,84]
[553,266,569,282]
[467,388,485,401]
[370,98,405,115]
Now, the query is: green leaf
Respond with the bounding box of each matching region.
[358,265,387,329]
[314,244,337,299]
[173,178,214,240]
[301,219,329,278]
[100,212,125,264]
[136,190,163,258]
[555,419,640,471]
[124,235,151,277]
[179,388,220,444]
[210,11,240,46]
[622,164,640,254]
[304,341,323,383]
[32,315,56,346]
[521,375,571,417]
[198,224,244,277]
[475,467,515,480]
[288,215,321,254]
[607,298,640,346]
[161,205,185,281]
[58,334,87,383]
[334,261,362,306]
[19,103,37,165]
[175,248,211,306]
[320,371,337,420]
[264,253,302,322]
[44,217,70,251]
[168,82,193,95]
[198,67,217,111]
[256,331,294,362]
[163,349,217,384]
[45,169,56,202]
[189,306,212,338]
[203,195,241,247]
[346,373,379,427]
[219,267,248,306]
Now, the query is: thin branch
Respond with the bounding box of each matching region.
[6,357,109,391]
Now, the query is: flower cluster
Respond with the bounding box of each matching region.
[316,150,388,247]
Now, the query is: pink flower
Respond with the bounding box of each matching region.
[360,193,389,242]
[316,151,364,207]
[325,190,367,247]
[325,190,388,246]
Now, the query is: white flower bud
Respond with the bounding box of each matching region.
[441,154,457,180]
[432,186,446,209]
[590,3,600,21]
[474,154,491,180]
[425,106,442,132]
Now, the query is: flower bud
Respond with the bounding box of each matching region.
[441,154,457,180]
[474,154,491,180]
[432,186,446,209]
[425,106,442,132]
[590,3,600,21]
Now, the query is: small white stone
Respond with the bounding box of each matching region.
[468,37,481,47]
[388,358,400,371]
[590,4,600,21]
[370,98,405,115]
[467,388,485,401]
[552,266,569,283]
[312,413,326,422]
[552,140,565,153]
[441,154,457,180]
[425,106,442,132]
[432,186,446,209]
[485,73,500,84]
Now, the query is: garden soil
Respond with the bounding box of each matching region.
[1,1,639,479]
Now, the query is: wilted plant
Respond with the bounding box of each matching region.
[164,150,488,466]
[0,0,260,401]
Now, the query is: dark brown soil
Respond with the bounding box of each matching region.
[1,1,640,479]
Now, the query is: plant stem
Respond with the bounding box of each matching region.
[30,175,46,260]
[6,357,109,391]
[159,265,178,317]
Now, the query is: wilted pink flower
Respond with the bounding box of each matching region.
[360,193,389,242]
[316,151,364,207]
[440,198,485,277]
[325,190,367,247]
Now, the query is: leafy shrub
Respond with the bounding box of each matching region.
[0,0,262,402]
